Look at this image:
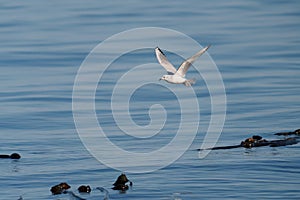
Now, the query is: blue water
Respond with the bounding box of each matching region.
[1,1,300,199]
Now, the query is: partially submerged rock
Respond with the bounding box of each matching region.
[78,185,91,193]
[240,135,269,148]
[50,182,71,195]
[112,173,132,191]
[49,174,133,197]
[112,184,129,191]
[113,173,129,186]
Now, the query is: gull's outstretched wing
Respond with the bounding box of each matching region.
[175,45,211,77]
[155,47,177,74]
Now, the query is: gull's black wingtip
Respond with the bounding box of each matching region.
[155,46,166,56]
[155,46,161,51]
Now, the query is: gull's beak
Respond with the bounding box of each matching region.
[159,78,162,81]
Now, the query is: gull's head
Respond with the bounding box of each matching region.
[159,75,167,81]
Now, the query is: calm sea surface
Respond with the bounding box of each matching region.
[1,1,300,199]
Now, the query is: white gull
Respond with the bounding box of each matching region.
[155,45,210,86]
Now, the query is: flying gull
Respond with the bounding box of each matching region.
[155,45,210,86]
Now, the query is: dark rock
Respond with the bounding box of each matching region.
[10,153,21,159]
[252,135,262,140]
[113,173,129,186]
[112,173,132,191]
[240,135,269,148]
[78,185,91,193]
[50,182,71,195]
[112,184,129,191]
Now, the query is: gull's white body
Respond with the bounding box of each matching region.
[162,74,186,84]
[155,45,210,86]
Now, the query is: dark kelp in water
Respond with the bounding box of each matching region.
[274,128,300,136]
[198,129,299,151]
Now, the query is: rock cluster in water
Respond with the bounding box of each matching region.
[50,173,132,197]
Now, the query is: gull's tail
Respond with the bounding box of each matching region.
[184,78,196,87]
